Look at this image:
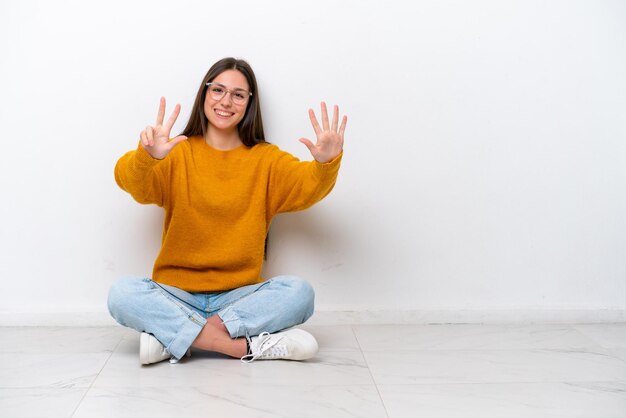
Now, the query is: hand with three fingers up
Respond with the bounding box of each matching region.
[139,97,188,160]
[299,102,347,163]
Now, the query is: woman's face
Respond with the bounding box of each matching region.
[204,69,250,132]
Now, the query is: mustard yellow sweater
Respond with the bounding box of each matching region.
[115,136,342,292]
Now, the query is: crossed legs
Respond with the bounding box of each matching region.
[107,276,315,360]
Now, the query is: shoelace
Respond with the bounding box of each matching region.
[241,332,286,363]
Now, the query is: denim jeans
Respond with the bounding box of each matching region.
[107,275,315,360]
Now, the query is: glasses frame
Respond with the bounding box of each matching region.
[205,82,252,105]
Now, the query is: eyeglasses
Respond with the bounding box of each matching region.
[205,82,252,105]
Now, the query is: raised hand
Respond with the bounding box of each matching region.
[139,97,188,160]
[299,102,347,163]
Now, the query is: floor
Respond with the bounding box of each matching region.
[1,324,626,417]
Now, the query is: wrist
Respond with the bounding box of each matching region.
[137,143,165,163]
[315,151,343,165]
[315,150,342,164]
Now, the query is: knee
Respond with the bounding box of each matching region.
[294,277,315,310]
[107,277,145,322]
[274,276,315,321]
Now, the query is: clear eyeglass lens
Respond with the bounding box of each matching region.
[208,85,225,100]
[232,91,247,104]
[208,84,248,105]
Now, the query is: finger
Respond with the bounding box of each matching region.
[156,97,166,126]
[299,137,315,154]
[308,108,322,136]
[164,104,181,133]
[331,105,339,132]
[146,126,154,146]
[338,115,348,139]
[321,102,329,131]
[140,130,149,147]
[168,135,188,148]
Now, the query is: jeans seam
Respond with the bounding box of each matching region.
[154,281,207,313]
[150,281,205,327]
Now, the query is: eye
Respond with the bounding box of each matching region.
[211,86,224,94]
[234,91,246,100]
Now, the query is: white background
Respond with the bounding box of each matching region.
[1,0,625,324]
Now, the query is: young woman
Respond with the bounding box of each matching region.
[108,57,347,365]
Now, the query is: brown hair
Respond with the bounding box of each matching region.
[180,57,267,147]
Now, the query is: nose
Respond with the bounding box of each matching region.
[220,92,234,107]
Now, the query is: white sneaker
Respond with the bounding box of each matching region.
[139,332,171,365]
[241,329,318,363]
[139,332,191,365]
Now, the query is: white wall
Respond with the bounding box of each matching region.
[1,0,625,325]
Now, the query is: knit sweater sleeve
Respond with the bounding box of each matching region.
[114,143,169,206]
[267,146,343,216]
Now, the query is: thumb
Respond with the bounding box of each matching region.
[299,137,315,154]
[168,135,188,147]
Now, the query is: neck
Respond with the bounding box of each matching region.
[205,126,243,150]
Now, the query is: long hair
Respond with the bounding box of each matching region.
[180,57,266,147]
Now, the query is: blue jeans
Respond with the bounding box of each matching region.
[107,275,315,360]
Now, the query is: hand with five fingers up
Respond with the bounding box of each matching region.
[299,102,347,163]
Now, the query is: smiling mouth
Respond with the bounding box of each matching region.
[215,109,235,118]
